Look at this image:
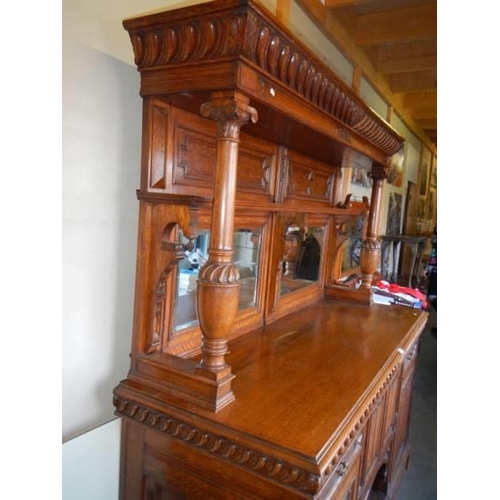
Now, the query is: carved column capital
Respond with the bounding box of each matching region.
[201,91,258,139]
[370,162,388,181]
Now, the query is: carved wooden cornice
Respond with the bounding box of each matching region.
[123,0,404,159]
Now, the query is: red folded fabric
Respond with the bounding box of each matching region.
[376,281,428,309]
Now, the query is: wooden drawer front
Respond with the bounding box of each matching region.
[285,149,334,205]
[402,339,419,378]
[332,452,361,500]
[236,134,277,201]
[321,433,363,499]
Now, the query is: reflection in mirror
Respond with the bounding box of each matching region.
[281,225,324,296]
[173,230,209,332]
[173,228,262,333]
[341,215,363,274]
[234,230,262,310]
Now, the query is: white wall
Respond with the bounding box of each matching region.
[62,37,140,441]
[64,0,215,446]
[62,419,121,500]
[63,0,176,443]
[359,77,388,123]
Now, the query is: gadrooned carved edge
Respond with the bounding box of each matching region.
[198,262,240,284]
[124,2,403,157]
[114,395,322,495]
[243,8,401,155]
[321,362,400,477]
[361,238,381,252]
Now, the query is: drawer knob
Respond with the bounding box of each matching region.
[337,461,349,477]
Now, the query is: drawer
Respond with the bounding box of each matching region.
[320,433,363,499]
[402,339,419,377]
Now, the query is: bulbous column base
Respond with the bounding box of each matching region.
[196,279,240,373]
[360,239,381,289]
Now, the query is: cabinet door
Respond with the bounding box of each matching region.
[360,399,385,490]
[393,361,416,466]
[393,341,419,466]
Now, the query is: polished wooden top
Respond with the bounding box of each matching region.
[214,300,425,457]
[121,299,427,471]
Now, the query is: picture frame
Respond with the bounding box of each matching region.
[430,156,437,188]
[427,188,436,221]
[344,148,373,189]
[386,192,402,235]
[350,162,373,188]
[387,144,404,187]
[417,196,426,218]
[419,148,431,196]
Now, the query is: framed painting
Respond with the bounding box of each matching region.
[427,188,436,220]
[419,148,431,196]
[430,156,437,188]
[386,192,402,235]
[417,196,426,218]
[344,148,373,189]
[350,162,372,188]
[387,145,404,187]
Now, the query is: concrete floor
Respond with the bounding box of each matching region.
[396,308,437,499]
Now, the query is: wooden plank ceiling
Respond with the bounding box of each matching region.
[301,0,437,148]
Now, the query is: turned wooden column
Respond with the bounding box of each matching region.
[360,163,387,288]
[196,91,258,378]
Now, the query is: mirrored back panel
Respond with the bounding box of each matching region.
[173,228,263,333]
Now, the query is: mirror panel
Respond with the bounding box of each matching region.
[234,230,262,310]
[341,214,363,274]
[173,228,262,333]
[281,225,324,296]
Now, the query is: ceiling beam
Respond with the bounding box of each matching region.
[276,0,291,24]
[403,91,437,109]
[422,129,437,143]
[413,119,437,129]
[390,69,437,93]
[410,107,437,121]
[355,4,437,46]
[366,40,437,76]
[377,39,436,61]
[376,53,436,74]
[295,0,436,155]
[323,0,377,8]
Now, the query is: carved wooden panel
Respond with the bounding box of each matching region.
[143,476,171,500]
[147,100,170,191]
[393,350,418,467]
[172,108,217,197]
[360,397,385,491]
[237,133,277,200]
[381,369,400,449]
[169,108,278,200]
[286,149,333,205]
